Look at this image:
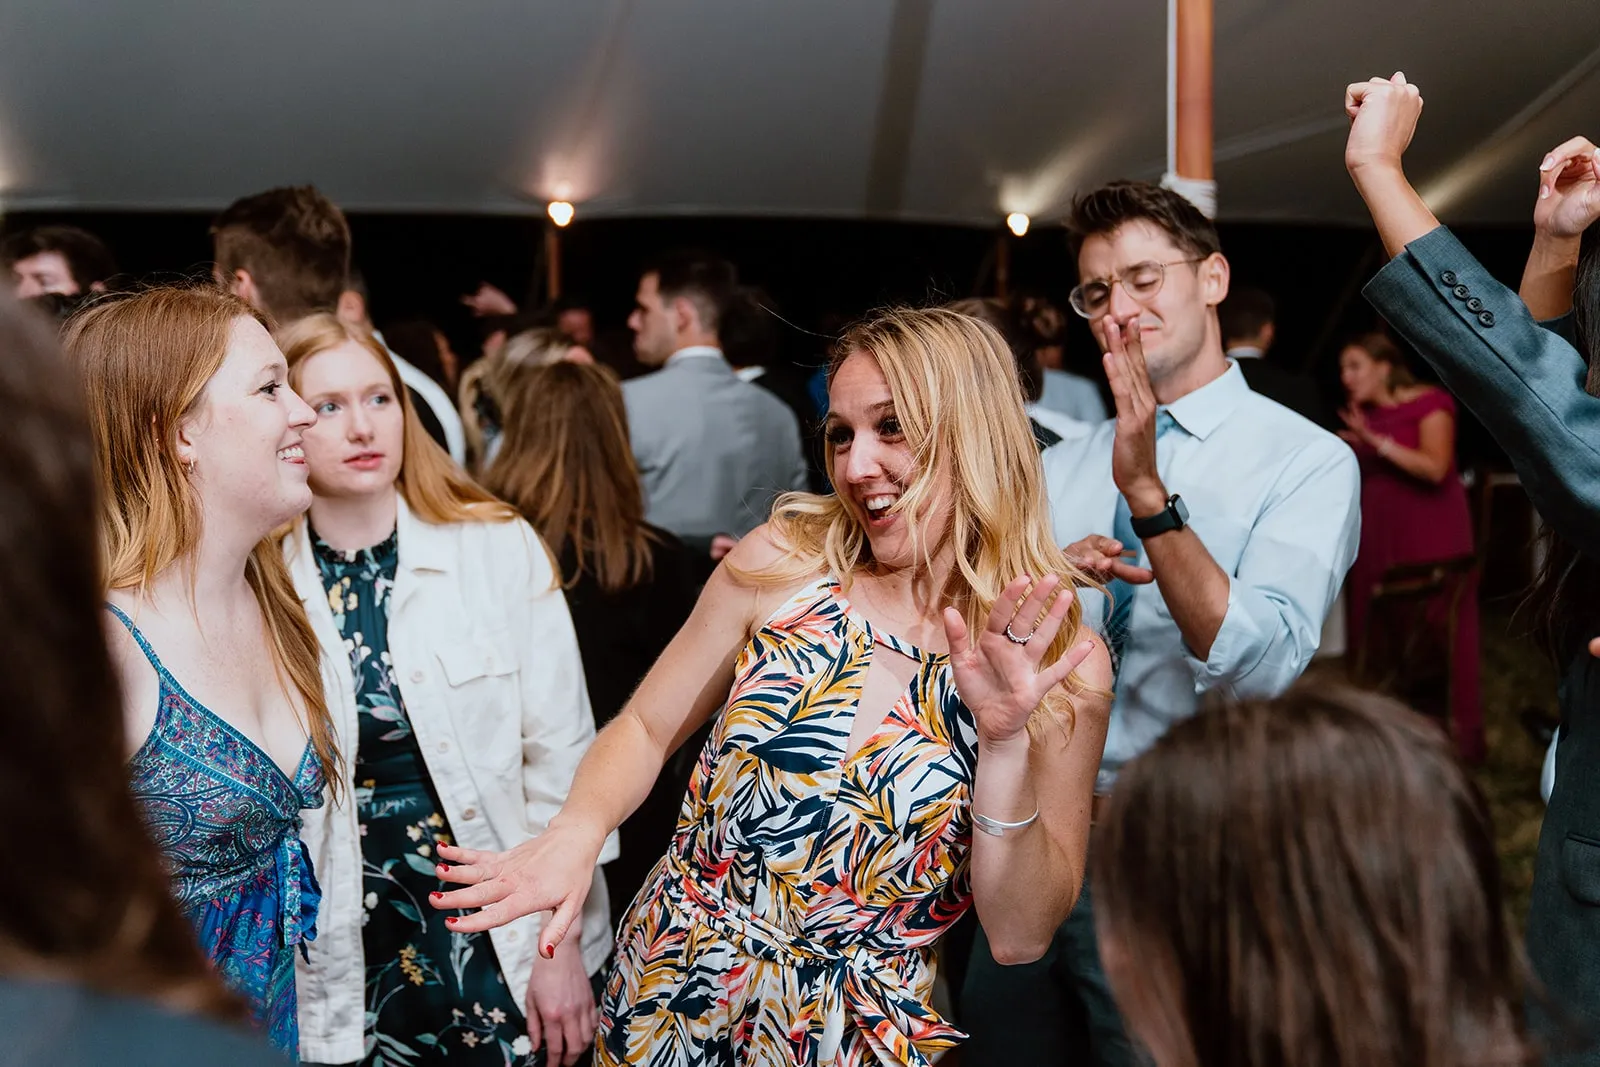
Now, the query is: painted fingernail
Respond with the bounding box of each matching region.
[436,864,449,875]
[430,892,443,901]
[1542,155,1555,170]
[541,942,555,959]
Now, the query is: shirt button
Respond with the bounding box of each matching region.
[437,740,451,754]
[506,930,519,942]
[462,807,477,820]
[410,670,425,684]
[484,656,495,671]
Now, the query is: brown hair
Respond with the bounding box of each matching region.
[211,186,351,325]
[277,313,519,527]
[1067,179,1221,262]
[946,296,1046,402]
[1,292,244,1021]
[1347,331,1419,390]
[64,286,341,801]
[482,360,656,593]
[1093,684,1532,1067]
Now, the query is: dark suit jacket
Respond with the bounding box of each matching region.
[1232,355,1332,429]
[1365,225,1600,1064]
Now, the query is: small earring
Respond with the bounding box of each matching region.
[184,458,196,476]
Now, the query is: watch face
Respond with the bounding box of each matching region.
[1172,495,1189,524]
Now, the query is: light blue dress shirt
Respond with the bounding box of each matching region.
[1041,361,1360,791]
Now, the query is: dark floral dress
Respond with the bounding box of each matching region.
[313,527,541,1067]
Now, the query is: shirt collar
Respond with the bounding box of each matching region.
[666,345,725,366]
[1160,360,1248,441]
[1225,345,1263,360]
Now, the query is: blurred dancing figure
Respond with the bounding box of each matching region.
[433,308,1113,1067]
[1095,685,1532,1067]
[1345,70,1600,1063]
[67,287,340,1057]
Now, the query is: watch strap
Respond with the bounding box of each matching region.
[1129,494,1188,539]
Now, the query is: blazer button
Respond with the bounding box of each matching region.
[1466,297,1484,312]
[1478,310,1496,327]
[1440,270,1458,285]
[462,807,477,821]
[411,670,425,684]
[1452,284,1471,300]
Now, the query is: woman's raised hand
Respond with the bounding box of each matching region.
[1534,136,1600,239]
[942,574,1095,746]
[432,821,604,956]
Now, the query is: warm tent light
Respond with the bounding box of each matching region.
[1006,212,1030,237]
[547,200,575,227]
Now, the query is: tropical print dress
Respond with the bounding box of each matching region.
[312,528,541,1066]
[598,576,976,1067]
[114,603,324,1059]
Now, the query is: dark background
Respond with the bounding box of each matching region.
[2,208,1542,468]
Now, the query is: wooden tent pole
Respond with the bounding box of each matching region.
[545,222,562,302]
[1173,0,1213,183]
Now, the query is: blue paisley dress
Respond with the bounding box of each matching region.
[112,603,324,1058]
[312,527,541,1066]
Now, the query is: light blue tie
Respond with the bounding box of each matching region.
[1105,411,1179,671]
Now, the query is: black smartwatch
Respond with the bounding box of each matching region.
[1130,494,1189,540]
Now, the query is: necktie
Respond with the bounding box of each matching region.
[1105,411,1179,671]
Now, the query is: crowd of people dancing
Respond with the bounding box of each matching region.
[4,72,1599,1067]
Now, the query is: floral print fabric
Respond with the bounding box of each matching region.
[313,527,538,1066]
[597,576,977,1067]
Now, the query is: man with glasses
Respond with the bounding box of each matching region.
[959,180,1360,1065]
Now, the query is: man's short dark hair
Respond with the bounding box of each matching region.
[1066,180,1222,264]
[643,250,738,334]
[1,226,119,292]
[1219,286,1277,344]
[211,186,350,324]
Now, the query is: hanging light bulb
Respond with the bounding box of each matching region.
[1006,212,1030,237]
[547,200,575,227]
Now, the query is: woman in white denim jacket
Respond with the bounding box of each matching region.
[278,315,614,1067]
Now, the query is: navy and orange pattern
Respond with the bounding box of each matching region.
[598,576,975,1067]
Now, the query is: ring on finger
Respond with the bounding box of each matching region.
[1004,622,1035,645]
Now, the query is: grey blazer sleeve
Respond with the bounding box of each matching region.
[1363,225,1600,551]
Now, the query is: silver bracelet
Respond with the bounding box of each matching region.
[973,808,1040,837]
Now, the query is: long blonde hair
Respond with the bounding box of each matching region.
[752,307,1099,730]
[483,360,656,593]
[277,314,519,527]
[64,286,341,795]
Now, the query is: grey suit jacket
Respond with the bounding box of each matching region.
[623,353,808,540]
[1366,225,1600,1063]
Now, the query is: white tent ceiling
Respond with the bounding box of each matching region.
[0,0,1596,225]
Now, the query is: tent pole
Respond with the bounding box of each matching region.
[545,222,562,302]
[1164,0,1216,218]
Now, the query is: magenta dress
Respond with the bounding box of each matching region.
[1346,388,1481,761]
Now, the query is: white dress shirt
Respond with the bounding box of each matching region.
[1037,368,1109,424]
[288,498,616,1063]
[374,331,466,465]
[1042,362,1360,791]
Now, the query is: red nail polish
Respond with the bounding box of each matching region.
[445,916,457,926]
[430,892,443,902]
[541,943,554,959]
[436,864,448,876]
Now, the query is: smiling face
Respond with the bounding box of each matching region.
[180,317,317,536]
[1339,344,1391,406]
[296,339,406,501]
[1077,220,1227,389]
[825,351,952,570]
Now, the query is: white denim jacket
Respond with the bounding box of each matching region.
[288,497,616,1064]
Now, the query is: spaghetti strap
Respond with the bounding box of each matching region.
[104,602,167,674]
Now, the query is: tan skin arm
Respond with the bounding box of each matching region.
[1519,136,1600,320]
[433,528,798,950]
[1340,405,1456,485]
